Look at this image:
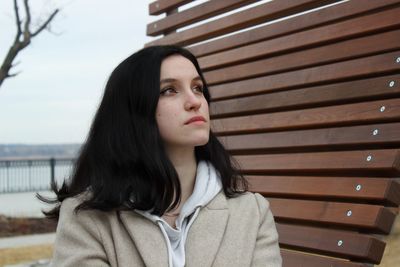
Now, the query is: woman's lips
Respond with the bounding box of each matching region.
[185,116,206,125]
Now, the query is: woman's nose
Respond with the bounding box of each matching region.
[184,91,202,111]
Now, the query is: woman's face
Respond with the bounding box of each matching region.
[156,55,210,151]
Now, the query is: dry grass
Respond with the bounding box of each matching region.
[0,244,53,266]
[0,216,56,238]
[379,215,400,266]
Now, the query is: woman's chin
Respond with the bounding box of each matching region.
[194,136,209,147]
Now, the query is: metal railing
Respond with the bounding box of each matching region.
[0,157,75,193]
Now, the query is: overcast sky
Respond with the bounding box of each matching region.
[0,0,155,144]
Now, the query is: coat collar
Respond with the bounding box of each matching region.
[119,210,169,267]
[185,191,229,267]
[118,191,228,267]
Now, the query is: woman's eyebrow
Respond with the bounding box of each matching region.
[160,76,202,84]
[160,78,176,84]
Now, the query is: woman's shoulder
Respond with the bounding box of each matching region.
[226,191,268,204]
[225,191,271,215]
[59,192,90,213]
[58,191,104,222]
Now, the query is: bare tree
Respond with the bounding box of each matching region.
[0,0,59,88]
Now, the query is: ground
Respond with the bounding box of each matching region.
[0,216,55,266]
[0,245,53,266]
[380,215,400,267]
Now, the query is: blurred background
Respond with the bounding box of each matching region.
[0,1,154,265]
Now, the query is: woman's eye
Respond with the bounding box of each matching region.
[160,87,177,96]
[193,85,204,94]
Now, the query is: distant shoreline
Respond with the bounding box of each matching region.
[0,156,76,161]
[0,144,81,159]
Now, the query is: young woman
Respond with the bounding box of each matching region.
[45,45,282,267]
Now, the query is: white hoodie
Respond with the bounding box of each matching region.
[135,161,222,267]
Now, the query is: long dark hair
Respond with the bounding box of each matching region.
[40,45,247,218]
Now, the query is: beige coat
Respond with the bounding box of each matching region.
[51,191,282,267]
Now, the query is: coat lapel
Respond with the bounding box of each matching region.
[119,210,169,267]
[185,192,229,267]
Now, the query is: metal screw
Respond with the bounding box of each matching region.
[356,184,362,191]
[372,129,379,136]
[380,106,386,112]
[346,210,352,217]
[337,240,343,246]
[154,23,157,28]
[396,57,400,63]
[366,155,372,161]
[389,81,395,87]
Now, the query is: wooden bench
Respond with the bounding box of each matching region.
[145,0,400,266]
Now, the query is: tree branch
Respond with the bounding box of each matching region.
[7,71,21,78]
[31,9,60,37]
[13,0,22,37]
[0,0,60,88]
[0,42,22,88]
[23,0,31,41]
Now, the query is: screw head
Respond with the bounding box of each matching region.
[154,23,157,28]
[396,57,400,63]
[346,210,352,217]
[372,129,379,136]
[337,240,343,246]
[366,155,372,161]
[389,81,395,87]
[356,184,362,191]
[380,106,386,112]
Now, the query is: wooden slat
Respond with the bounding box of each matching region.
[203,28,400,84]
[248,176,400,206]
[189,0,400,57]
[277,223,386,264]
[218,122,400,152]
[212,99,400,135]
[146,0,340,46]
[281,249,371,267]
[210,75,400,117]
[208,51,400,99]
[199,9,400,71]
[149,0,193,15]
[234,149,400,175]
[268,198,396,234]
[147,0,259,36]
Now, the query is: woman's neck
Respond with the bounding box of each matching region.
[164,146,197,211]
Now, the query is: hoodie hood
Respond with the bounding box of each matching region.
[135,160,222,267]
